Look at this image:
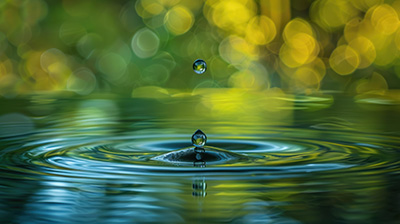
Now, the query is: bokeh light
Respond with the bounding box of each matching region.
[329,45,360,75]
[67,67,96,95]
[164,6,194,35]
[131,28,160,59]
[0,0,399,98]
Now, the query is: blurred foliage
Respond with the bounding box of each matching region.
[0,0,400,98]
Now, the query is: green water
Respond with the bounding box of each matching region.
[0,93,399,224]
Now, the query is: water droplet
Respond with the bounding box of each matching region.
[192,129,207,148]
[193,59,207,74]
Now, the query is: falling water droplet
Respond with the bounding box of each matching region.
[193,59,207,74]
[192,129,207,148]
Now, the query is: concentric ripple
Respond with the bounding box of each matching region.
[1,96,400,223]
[1,128,399,180]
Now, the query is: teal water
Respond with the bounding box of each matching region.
[0,94,399,223]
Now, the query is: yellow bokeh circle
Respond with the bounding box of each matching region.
[329,45,359,75]
[283,18,313,43]
[211,0,255,34]
[370,4,399,35]
[164,6,194,35]
[245,16,276,45]
[348,37,376,69]
[291,57,326,89]
[344,17,362,42]
[356,72,388,93]
[135,0,165,19]
[351,0,383,12]
[294,67,321,87]
[219,35,259,66]
[319,0,359,30]
[279,33,319,68]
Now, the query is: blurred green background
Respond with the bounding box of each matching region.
[0,0,400,99]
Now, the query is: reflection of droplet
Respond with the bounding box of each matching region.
[193,178,207,190]
[192,177,207,197]
[193,59,207,74]
[192,129,207,147]
[195,153,202,160]
[193,161,206,168]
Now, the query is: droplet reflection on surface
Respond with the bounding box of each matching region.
[195,153,202,160]
[192,129,207,147]
[193,59,207,74]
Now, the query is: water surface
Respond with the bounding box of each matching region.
[0,93,399,223]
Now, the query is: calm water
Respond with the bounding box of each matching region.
[0,93,399,224]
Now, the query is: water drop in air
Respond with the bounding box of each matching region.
[192,129,207,148]
[193,59,207,74]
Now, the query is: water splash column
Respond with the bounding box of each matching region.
[192,129,207,166]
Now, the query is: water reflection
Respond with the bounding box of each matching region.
[0,113,34,137]
[192,177,207,198]
[193,149,207,198]
[0,95,399,223]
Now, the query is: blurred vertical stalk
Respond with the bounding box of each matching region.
[260,0,291,37]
